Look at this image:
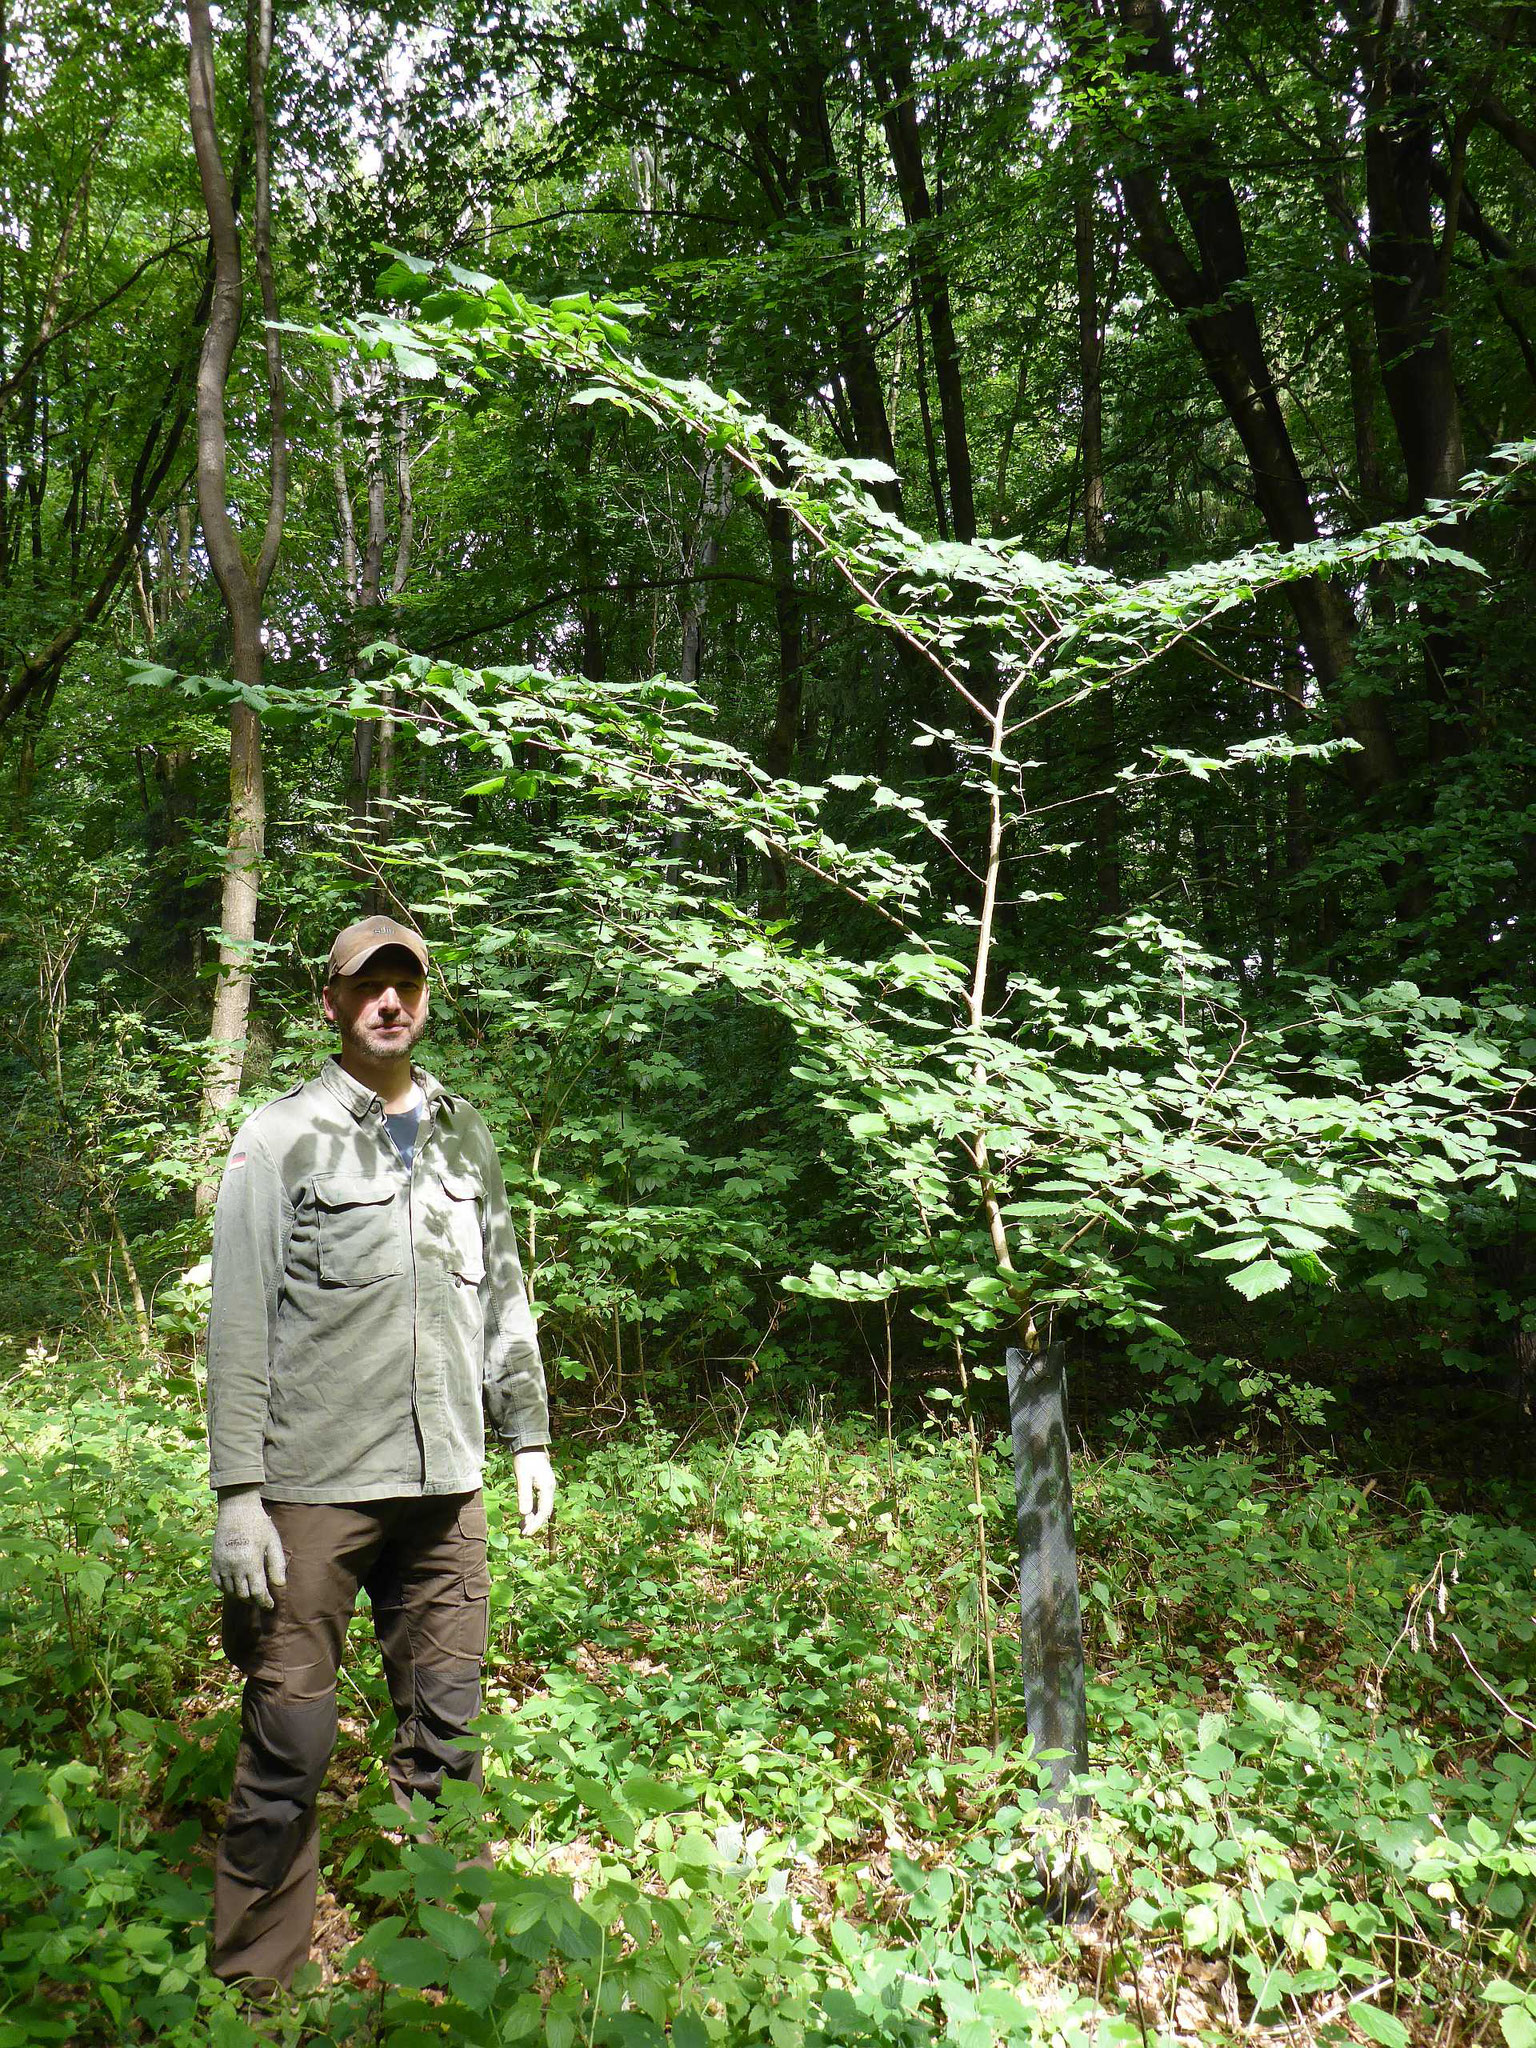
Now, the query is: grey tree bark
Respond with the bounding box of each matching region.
[186,0,286,1184]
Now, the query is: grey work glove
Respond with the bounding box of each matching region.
[211,1485,287,1609]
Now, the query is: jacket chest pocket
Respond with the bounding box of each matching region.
[438,1171,486,1285]
[313,1175,402,1285]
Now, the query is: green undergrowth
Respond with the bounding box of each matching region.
[0,1341,1531,2047]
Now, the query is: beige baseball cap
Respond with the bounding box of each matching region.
[326,915,430,980]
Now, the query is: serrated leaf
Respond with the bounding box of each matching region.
[448,1952,501,2012]
[1227,1258,1291,1299]
[372,1935,447,1988]
[375,259,433,300]
[391,343,437,380]
[417,1901,481,1960]
[1485,1981,1529,2007]
[1271,1222,1331,1251]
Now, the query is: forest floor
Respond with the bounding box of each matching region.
[0,1337,1531,2048]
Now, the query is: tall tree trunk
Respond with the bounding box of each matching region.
[572,418,607,681]
[186,0,284,1174]
[1098,0,1401,800]
[1278,656,1316,955]
[369,401,414,898]
[760,494,803,917]
[1075,185,1120,920]
[348,405,388,823]
[678,453,731,685]
[1365,5,1465,509]
[330,367,392,833]
[719,7,903,513]
[873,50,976,539]
[176,498,193,604]
[1320,163,1387,513]
[909,286,949,539]
[792,52,900,505]
[763,498,804,782]
[1364,3,1475,761]
[992,349,1032,534]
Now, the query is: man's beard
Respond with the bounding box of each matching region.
[340,1011,427,1062]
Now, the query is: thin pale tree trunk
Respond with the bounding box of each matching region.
[348,397,388,826]
[367,405,416,905]
[186,0,284,1188]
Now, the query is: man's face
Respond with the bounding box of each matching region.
[323,947,429,1063]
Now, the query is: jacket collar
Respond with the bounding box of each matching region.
[318,1055,456,1120]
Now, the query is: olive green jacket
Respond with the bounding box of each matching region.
[206,1057,549,1503]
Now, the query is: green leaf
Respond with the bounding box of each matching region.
[448,1953,501,2013]
[621,1771,696,1816]
[1499,2010,1536,2048]
[1227,1258,1291,1299]
[1354,2007,1410,2048]
[1183,1902,1220,1948]
[125,660,178,690]
[417,1902,481,1960]
[1374,1269,1428,1300]
[391,343,438,380]
[1485,1982,1530,2007]
[376,259,433,300]
[847,1112,888,1140]
[372,1935,447,1988]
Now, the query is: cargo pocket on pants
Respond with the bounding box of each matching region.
[222,1594,281,1679]
[460,1561,490,1659]
[451,1495,490,1658]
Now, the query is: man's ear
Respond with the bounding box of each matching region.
[321,980,338,1024]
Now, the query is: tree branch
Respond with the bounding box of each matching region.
[0,234,205,413]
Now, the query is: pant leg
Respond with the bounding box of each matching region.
[212,1502,385,1988]
[368,1491,490,1814]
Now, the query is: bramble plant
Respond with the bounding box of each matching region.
[0,1349,1530,2044]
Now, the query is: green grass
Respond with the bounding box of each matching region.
[0,1339,1531,2046]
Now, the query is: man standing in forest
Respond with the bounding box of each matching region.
[203,914,554,1991]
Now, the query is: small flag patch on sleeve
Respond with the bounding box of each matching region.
[227,1152,247,1170]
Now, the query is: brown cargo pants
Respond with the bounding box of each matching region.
[212,1491,491,1990]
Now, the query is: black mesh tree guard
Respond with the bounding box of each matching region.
[1006,1342,1090,1819]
